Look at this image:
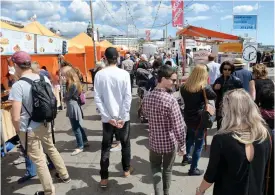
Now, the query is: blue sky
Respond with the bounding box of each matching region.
[0,0,274,44]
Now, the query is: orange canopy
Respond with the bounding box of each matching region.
[176,25,239,42]
[70,32,99,47]
[23,21,58,37]
[0,21,22,31]
[100,40,113,48]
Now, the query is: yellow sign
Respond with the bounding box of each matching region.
[219,43,243,53]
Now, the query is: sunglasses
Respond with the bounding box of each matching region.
[165,77,177,83]
[223,68,232,71]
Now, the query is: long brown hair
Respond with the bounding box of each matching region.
[65,69,82,94]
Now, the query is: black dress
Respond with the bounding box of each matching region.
[204,133,270,195]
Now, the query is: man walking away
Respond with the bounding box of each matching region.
[232,58,256,100]
[142,65,186,195]
[206,54,221,85]
[122,54,135,92]
[9,51,70,195]
[94,47,133,188]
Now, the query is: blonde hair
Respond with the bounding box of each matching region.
[252,64,268,79]
[183,64,208,93]
[217,89,268,144]
[65,69,82,94]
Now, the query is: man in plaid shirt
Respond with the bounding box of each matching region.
[142,65,186,195]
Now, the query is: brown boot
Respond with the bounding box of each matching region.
[100,179,108,188]
[124,167,134,177]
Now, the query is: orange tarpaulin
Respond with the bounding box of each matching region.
[23,21,58,37]
[100,40,113,48]
[0,21,22,31]
[1,55,59,88]
[177,25,239,42]
[69,32,99,47]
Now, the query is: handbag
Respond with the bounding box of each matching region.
[200,87,215,129]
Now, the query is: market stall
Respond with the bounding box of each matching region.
[0,21,66,155]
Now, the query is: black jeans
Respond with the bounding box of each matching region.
[100,121,131,179]
[150,149,176,195]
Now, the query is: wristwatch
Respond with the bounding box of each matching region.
[196,187,205,194]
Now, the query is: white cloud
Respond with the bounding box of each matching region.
[233,3,259,14]
[16,10,30,20]
[211,3,224,13]
[188,3,209,14]
[48,14,61,21]
[186,16,211,23]
[1,0,66,21]
[221,15,232,20]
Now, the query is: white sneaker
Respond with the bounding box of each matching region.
[71,148,83,156]
[110,143,121,152]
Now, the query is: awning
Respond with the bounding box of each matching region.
[99,40,113,48]
[70,32,99,47]
[23,21,58,37]
[176,25,240,42]
[0,21,22,31]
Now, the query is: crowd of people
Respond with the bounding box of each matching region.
[4,47,274,195]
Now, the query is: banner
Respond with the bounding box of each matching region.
[218,53,242,64]
[0,29,35,55]
[219,43,243,53]
[36,35,64,54]
[145,30,150,41]
[233,15,257,30]
[171,0,184,27]
[193,50,210,64]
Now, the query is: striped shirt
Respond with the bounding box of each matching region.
[142,88,186,154]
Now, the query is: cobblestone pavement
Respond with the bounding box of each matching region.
[1,89,215,195]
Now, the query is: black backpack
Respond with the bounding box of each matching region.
[20,75,57,153]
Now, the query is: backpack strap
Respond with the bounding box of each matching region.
[19,77,33,85]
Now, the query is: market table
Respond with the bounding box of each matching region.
[1,97,16,155]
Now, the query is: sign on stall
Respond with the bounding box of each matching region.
[219,43,243,53]
[0,29,35,55]
[233,15,257,30]
[218,53,242,64]
[193,50,210,64]
[36,35,64,54]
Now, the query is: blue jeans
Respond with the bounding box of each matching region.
[69,118,88,149]
[186,128,205,170]
[24,150,55,177]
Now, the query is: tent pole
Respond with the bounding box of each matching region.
[90,0,97,67]
[84,53,88,91]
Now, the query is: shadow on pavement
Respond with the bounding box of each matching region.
[55,140,102,154]
[64,165,147,195]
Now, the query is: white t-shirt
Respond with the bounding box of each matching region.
[9,73,52,132]
[94,66,132,123]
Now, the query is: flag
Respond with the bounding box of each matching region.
[171,0,184,27]
[145,30,150,41]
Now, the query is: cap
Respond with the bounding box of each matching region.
[11,51,31,68]
[105,47,119,60]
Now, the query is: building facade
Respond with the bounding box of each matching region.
[100,35,138,48]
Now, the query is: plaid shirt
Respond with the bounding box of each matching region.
[142,88,186,154]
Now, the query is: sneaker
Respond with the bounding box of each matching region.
[100,179,108,188]
[188,168,204,176]
[181,155,192,166]
[34,191,44,195]
[71,148,83,156]
[13,155,25,165]
[55,173,71,183]
[18,174,36,184]
[124,167,134,177]
[110,143,121,152]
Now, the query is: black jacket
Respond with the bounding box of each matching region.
[180,85,216,127]
[213,75,243,112]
